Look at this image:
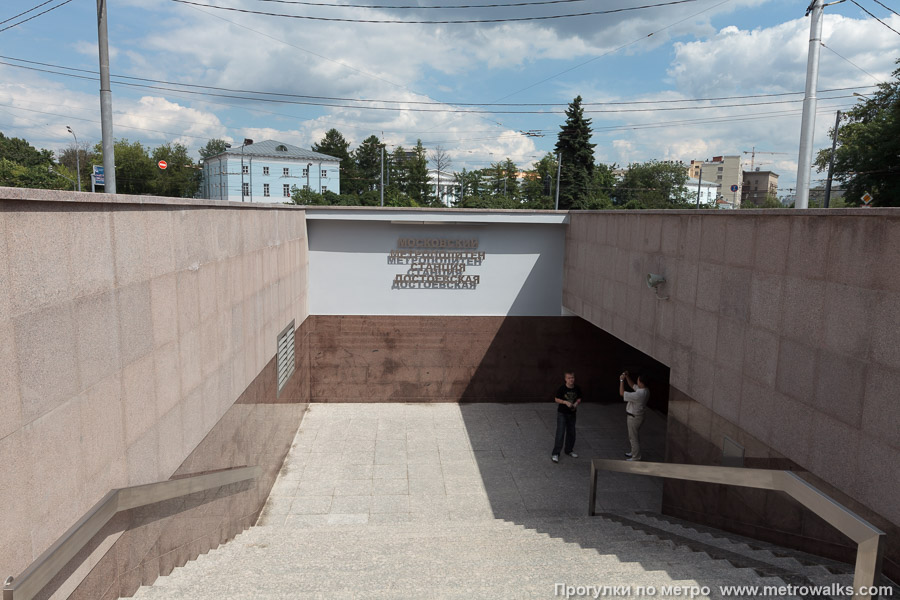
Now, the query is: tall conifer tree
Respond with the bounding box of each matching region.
[554,96,596,210]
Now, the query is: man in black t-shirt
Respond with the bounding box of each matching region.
[551,371,582,463]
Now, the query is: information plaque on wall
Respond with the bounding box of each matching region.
[388,237,484,289]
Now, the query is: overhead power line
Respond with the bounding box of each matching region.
[258,0,595,8]
[169,0,699,24]
[820,42,883,83]
[0,59,860,113]
[0,54,878,110]
[850,0,900,35]
[869,0,899,17]
[0,0,75,33]
[0,0,57,25]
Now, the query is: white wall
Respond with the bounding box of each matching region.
[307,218,565,316]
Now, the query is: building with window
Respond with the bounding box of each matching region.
[201,139,340,202]
[688,156,743,207]
[741,169,779,206]
[679,176,720,206]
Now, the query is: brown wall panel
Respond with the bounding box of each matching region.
[307,315,669,408]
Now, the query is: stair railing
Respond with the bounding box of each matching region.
[2,466,261,600]
[589,459,885,600]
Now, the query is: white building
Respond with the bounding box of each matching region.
[680,177,720,207]
[428,169,460,206]
[201,140,340,203]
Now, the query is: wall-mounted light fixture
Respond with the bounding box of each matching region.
[647,273,669,300]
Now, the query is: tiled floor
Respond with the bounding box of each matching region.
[259,402,666,528]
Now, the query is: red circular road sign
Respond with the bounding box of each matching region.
[158,160,168,170]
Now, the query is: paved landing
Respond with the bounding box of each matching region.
[259,402,667,527]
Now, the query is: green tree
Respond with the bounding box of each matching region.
[0,132,54,167]
[199,138,230,159]
[95,139,155,195]
[58,143,97,191]
[389,145,408,199]
[405,140,432,205]
[591,163,616,204]
[152,143,199,197]
[740,193,783,209]
[554,96,596,210]
[0,158,74,189]
[814,61,900,206]
[290,185,326,205]
[520,153,557,208]
[353,135,383,195]
[313,129,353,195]
[615,161,689,209]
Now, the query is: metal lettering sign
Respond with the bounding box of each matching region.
[388,238,483,289]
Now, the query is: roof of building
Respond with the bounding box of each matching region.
[214,140,338,162]
[687,177,720,187]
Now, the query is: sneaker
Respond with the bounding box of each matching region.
[626,456,641,461]
[551,455,559,463]
[566,452,578,458]
[624,452,633,458]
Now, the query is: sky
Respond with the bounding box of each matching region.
[1,0,899,192]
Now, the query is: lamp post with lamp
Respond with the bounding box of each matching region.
[240,138,253,202]
[66,126,81,192]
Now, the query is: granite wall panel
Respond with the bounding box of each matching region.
[31,318,309,600]
[562,209,900,580]
[663,388,899,582]
[306,315,669,409]
[0,191,310,598]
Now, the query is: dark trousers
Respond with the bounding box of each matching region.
[552,411,576,455]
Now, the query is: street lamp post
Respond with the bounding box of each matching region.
[306,163,312,192]
[240,138,252,202]
[66,126,81,192]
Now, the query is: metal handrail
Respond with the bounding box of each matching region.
[589,460,885,600]
[3,466,261,600]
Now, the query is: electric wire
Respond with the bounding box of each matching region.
[258,0,596,8]
[0,0,76,33]
[416,0,735,135]
[0,58,869,114]
[0,99,853,149]
[0,0,58,25]
[0,53,879,107]
[850,0,900,35]
[170,0,699,24]
[820,42,884,83]
[870,0,900,17]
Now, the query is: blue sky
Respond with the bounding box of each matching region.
[1,0,899,191]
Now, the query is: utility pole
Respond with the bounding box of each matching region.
[97,0,116,194]
[696,164,703,208]
[795,0,825,209]
[554,153,561,210]
[380,144,384,207]
[823,110,841,208]
[66,126,81,192]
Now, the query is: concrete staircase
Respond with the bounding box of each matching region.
[131,512,864,599]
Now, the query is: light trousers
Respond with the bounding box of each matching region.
[627,413,645,459]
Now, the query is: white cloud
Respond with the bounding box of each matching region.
[669,14,900,96]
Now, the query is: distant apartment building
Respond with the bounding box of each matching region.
[688,156,743,207]
[681,176,720,206]
[202,140,340,203]
[428,169,460,206]
[741,169,779,206]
